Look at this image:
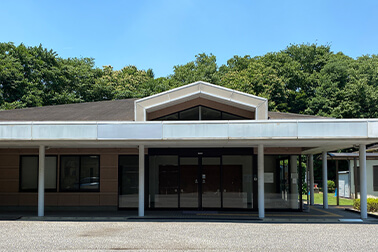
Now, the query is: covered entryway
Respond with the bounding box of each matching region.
[146,148,255,210]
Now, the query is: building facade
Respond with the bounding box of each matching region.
[0,81,377,218]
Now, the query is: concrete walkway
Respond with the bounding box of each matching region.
[1,205,377,223]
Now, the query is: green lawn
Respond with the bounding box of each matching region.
[302,193,354,206]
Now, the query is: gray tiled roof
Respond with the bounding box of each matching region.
[267,111,331,120]
[0,99,328,121]
[0,99,137,121]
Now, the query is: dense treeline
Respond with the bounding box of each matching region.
[1,42,377,118]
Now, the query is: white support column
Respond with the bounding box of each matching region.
[290,155,298,209]
[258,144,264,219]
[322,151,328,209]
[38,145,45,217]
[309,154,314,206]
[138,145,145,217]
[359,144,367,219]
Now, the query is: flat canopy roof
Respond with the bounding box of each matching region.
[327,152,378,160]
[0,119,377,154]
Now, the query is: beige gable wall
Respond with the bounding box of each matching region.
[135,81,268,121]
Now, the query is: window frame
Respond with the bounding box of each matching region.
[59,155,100,192]
[152,105,248,121]
[19,155,58,192]
[118,155,139,208]
[373,165,378,192]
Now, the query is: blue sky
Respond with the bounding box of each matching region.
[1,0,377,77]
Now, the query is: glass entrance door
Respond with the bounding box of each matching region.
[147,148,254,210]
[179,157,198,208]
[201,157,221,208]
[179,156,221,209]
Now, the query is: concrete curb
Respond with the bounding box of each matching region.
[20,216,131,221]
[0,216,22,221]
[344,208,378,218]
[16,216,364,223]
[262,218,341,223]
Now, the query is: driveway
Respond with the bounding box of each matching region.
[0,220,377,251]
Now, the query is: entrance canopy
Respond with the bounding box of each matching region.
[0,118,377,154]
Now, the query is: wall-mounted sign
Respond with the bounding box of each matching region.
[264,173,274,183]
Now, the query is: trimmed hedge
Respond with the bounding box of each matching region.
[327,180,335,192]
[353,198,378,212]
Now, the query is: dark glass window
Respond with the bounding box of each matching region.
[222,111,244,120]
[179,106,199,120]
[153,105,247,121]
[149,155,179,208]
[119,155,139,208]
[356,166,360,192]
[20,156,57,192]
[374,166,378,191]
[158,113,179,120]
[201,106,221,120]
[60,155,100,192]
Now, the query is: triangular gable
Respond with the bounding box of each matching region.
[134,81,268,121]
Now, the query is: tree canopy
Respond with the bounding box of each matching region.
[1,42,377,118]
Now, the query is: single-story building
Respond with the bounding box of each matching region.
[0,81,377,218]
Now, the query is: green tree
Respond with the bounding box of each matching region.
[94,65,153,99]
[0,42,104,108]
[305,53,352,117]
[43,57,102,105]
[260,44,333,114]
[221,59,287,111]
[0,42,25,107]
[0,42,60,108]
[171,53,220,86]
[219,55,254,73]
[1,42,377,119]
